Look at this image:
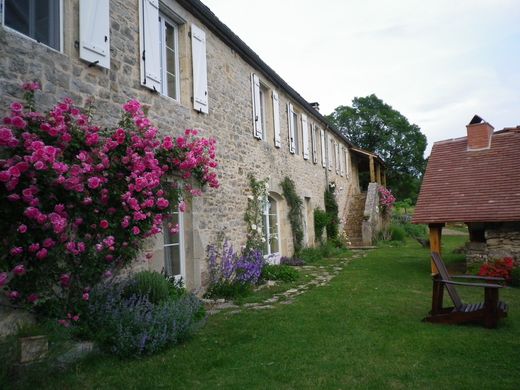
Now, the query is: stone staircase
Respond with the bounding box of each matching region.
[344,192,367,247]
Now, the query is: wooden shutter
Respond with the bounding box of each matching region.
[251,73,262,139]
[311,124,318,164]
[272,91,281,147]
[334,141,340,175]
[327,134,333,170]
[79,0,110,69]
[301,114,309,160]
[139,0,161,92]
[191,24,208,114]
[346,148,350,178]
[288,103,296,154]
[320,128,326,167]
[340,146,345,176]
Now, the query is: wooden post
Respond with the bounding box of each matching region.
[382,171,387,187]
[369,156,375,183]
[376,163,382,184]
[429,223,444,274]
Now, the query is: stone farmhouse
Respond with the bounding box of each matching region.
[0,0,386,290]
[413,115,520,266]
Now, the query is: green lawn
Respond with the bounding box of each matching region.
[10,236,520,389]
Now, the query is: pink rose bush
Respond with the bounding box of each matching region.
[0,84,219,318]
[378,186,396,211]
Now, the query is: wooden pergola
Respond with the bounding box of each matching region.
[350,147,386,186]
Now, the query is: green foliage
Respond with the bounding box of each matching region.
[389,224,406,242]
[204,281,252,300]
[299,247,323,264]
[511,267,520,287]
[402,222,427,239]
[327,94,427,201]
[244,174,269,251]
[261,265,299,282]
[125,271,171,304]
[280,177,304,253]
[314,208,330,244]
[324,185,339,239]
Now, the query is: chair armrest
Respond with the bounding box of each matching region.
[451,275,505,282]
[440,279,504,289]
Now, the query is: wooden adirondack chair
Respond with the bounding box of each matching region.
[423,252,508,328]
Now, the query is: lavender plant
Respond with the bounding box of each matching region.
[205,241,265,299]
[81,278,204,357]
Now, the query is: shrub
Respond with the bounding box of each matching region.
[81,279,204,357]
[389,224,406,242]
[125,271,170,305]
[0,83,219,319]
[280,177,304,253]
[165,275,186,300]
[280,256,305,266]
[299,247,322,264]
[261,265,299,282]
[478,257,517,283]
[511,267,520,287]
[314,208,330,244]
[205,241,265,299]
[324,185,339,240]
[402,222,427,239]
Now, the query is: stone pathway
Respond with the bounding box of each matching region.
[202,251,369,315]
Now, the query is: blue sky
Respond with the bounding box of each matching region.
[202,0,520,154]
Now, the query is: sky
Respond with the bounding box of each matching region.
[202,0,520,155]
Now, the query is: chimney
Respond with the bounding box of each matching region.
[466,115,494,151]
[310,102,320,112]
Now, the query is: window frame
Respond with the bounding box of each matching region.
[159,12,181,101]
[162,208,186,282]
[262,195,280,258]
[292,110,300,155]
[2,0,64,52]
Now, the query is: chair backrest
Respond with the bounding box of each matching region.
[431,252,463,309]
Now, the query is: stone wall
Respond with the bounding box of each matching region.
[466,222,520,264]
[0,0,359,290]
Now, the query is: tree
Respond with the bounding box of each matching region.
[327,94,427,201]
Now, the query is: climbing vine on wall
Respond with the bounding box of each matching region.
[324,182,339,239]
[244,174,269,251]
[280,177,304,254]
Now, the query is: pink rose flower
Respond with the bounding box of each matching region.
[8,291,20,300]
[132,226,140,235]
[36,248,48,260]
[60,273,71,287]
[87,176,102,189]
[0,272,8,286]
[99,220,109,229]
[82,292,89,301]
[17,224,28,233]
[13,264,26,276]
[156,197,169,209]
[27,293,39,303]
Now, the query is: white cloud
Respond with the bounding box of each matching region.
[202,0,520,154]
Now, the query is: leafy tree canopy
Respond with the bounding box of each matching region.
[326,94,427,201]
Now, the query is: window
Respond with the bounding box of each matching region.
[340,146,345,176]
[320,128,326,167]
[4,0,61,51]
[345,148,350,177]
[301,114,309,160]
[159,14,180,99]
[327,134,333,171]
[262,196,279,256]
[163,210,185,281]
[335,142,340,175]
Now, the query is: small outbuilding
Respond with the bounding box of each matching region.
[413,115,520,270]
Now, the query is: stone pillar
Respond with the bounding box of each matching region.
[369,156,375,183]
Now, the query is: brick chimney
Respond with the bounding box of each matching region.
[466,115,494,151]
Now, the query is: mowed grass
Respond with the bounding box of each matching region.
[11,236,520,389]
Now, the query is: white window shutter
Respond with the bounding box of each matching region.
[191,24,208,114]
[251,73,263,139]
[288,103,296,154]
[301,114,309,160]
[320,129,326,167]
[311,125,318,164]
[272,91,281,147]
[327,134,333,171]
[346,148,351,178]
[340,146,345,176]
[79,0,110,69]
[334,141,340,175]
[139,0,161,92]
